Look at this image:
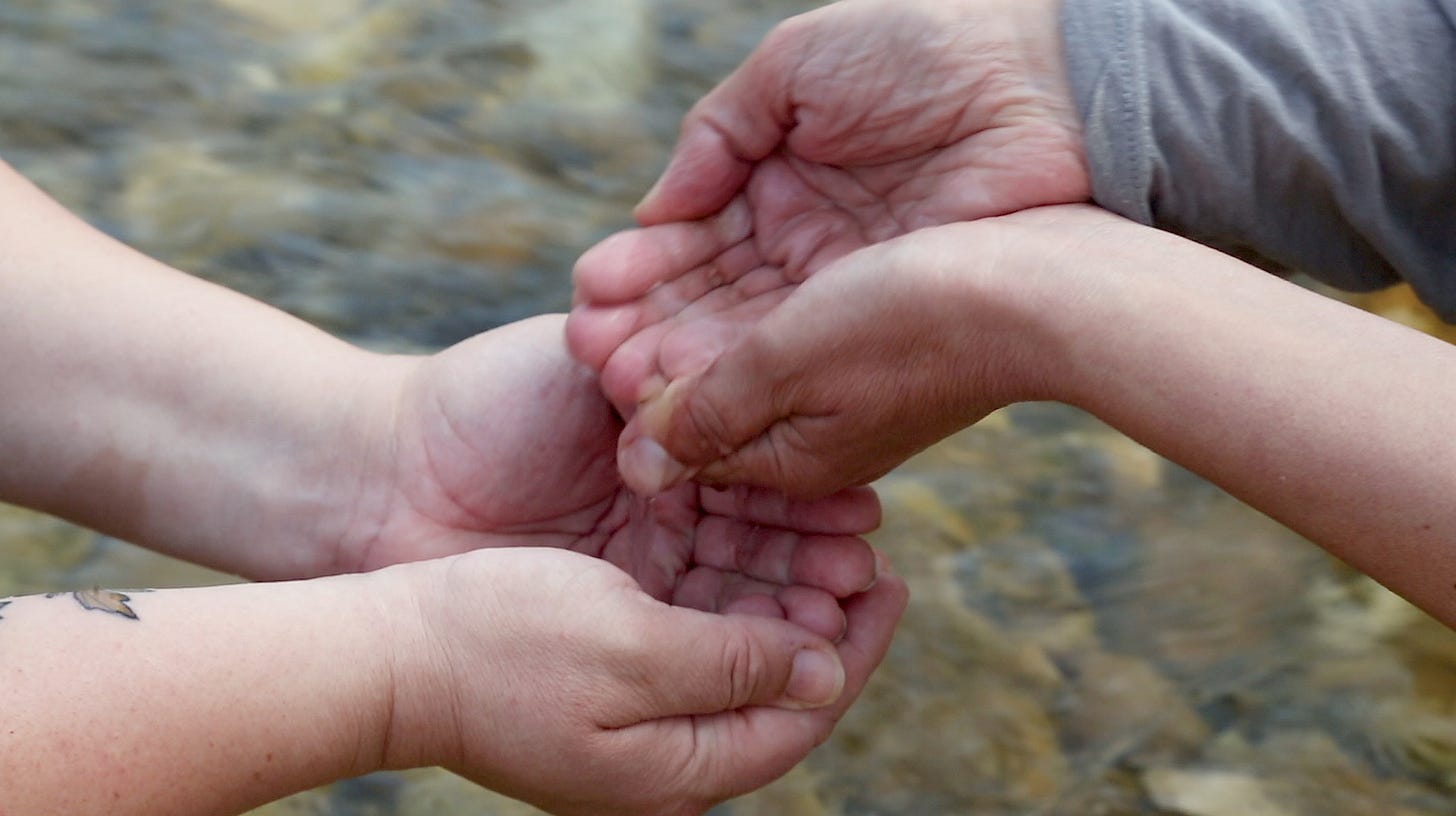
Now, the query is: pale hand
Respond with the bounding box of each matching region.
[380,545,908,816]
[334,315,881,639]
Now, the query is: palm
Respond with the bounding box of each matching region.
[711,103,1081,287]
[568,0,1084,388]
[630,0,1085,273]
[346,316,876,631]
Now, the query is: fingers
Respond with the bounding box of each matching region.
[735,585,847,643]
[566,202,763,378]
[692,424,856,500]
[630,551,907,724]
[669,555,910,803]
[828,554,909,702]
[633,24,801,225]
[598,315,737,415]
[621,598,848,721]
[697,484,881,535]
[605,280,800,493]
[595,273,794,416]
[670,566,847,643]
[571,199,754,307]
[689,520,877,599]
[616,316,795,495]
[614,237,922,499]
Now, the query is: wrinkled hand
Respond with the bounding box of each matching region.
[383,546,908,816]
[570,0,1085,379]
[568,207,1115,498]
[336,315,879,639]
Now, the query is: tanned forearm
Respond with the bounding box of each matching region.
[1036,221,1456,626]
[0,160,394,579]
[0,573,392,814]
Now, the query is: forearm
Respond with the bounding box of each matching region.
[1036,224,1456,626]
[0,574,392,814]
[0,160,400,577]
[1063,0,1456,316]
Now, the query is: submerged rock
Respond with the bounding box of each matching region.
[1144,768,1290,816]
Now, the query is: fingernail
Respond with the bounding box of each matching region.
[637,173,665,211]
[858,567,879,594]
[621,437,688,496]
[784,648,845,709]
[635,156,677,215]
[861,550,888,593]
[636,373,668,404]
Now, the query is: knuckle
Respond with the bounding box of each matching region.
[718,626,771,709]
[764,417,827,496]
[677,381,738,460]
[733,524,769,575]
[765,10,816,58]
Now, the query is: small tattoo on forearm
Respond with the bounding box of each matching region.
[0,600,10,621]
[45,587,142,620]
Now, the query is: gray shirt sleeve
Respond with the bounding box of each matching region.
[1061,0,1456,319]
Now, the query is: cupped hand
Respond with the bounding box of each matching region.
[570,206,1121,498]
[333,315,879,640]
[570,0,1086,373]
[383,546,908,816]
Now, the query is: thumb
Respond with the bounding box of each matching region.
[628,605,847,718]
[616,320,797,496]
[634,25,799,225]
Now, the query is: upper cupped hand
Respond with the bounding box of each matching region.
[570,0,1087,374]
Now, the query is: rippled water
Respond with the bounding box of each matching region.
[2,1,1455,814]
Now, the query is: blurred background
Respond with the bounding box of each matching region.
[1,1,1454,813]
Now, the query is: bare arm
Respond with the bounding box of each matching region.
[0,156,908,814]
[0,159,885,605]
[1043,212,1456,625]
[573,205,1456,628]
[0,573,392,813]
[0,546,905,815]
[0,159,384,578]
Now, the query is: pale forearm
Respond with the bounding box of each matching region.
[0,161,399,577]
[0,575,392,814]
[1036,224,1456,625]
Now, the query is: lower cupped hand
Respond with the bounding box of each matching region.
[322,314,881,640]
[380,545,907,816]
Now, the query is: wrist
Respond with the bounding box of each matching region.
[256,348,420,579]
[892,217,1073,414]
[366,555,473,773]
[1005,0,1091,199]
[997,207,1208,415]
[292,570,407,782]
[1011,0,1082,126]
[150,342,418,580]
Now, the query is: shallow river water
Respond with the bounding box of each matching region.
[2,1,1456,814]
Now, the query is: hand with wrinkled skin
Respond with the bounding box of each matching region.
[563,199,1456,645]
[387,545,908,816]
[569,210,1083,498]
[569,0,1086,383]
[342,314,882,640]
